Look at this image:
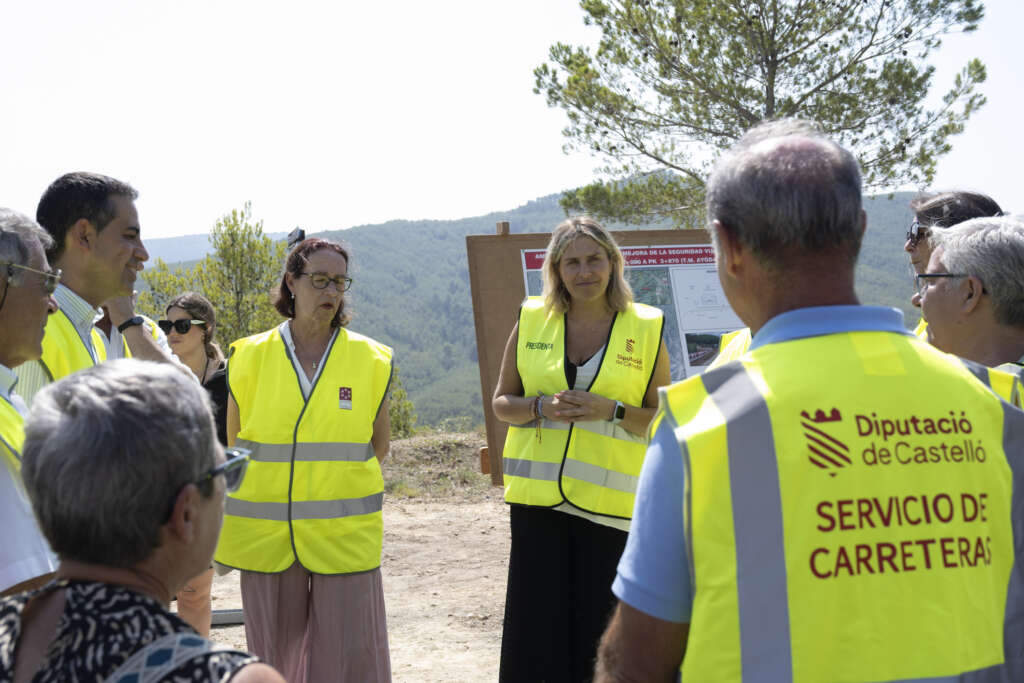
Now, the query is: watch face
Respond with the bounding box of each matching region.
[615,403,626,420]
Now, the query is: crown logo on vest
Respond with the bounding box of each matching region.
[625,338,635,353]
[801,408,851,477]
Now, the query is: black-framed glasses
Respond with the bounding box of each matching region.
[905,220,929,247]
[3,262,61,294]
[157,318,206,335]
[299,271,353,292]
[915,272,981,296]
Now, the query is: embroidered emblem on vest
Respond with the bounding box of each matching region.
[339,386,353,410]
[625,338,635,353]
[801,407,851,477]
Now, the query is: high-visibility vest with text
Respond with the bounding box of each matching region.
[215,325,392,574]
[660,330,1024,682]
[503,298,663,519]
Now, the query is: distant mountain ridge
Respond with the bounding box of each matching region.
[142,191,919,426]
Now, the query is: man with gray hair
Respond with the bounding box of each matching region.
[595,120,1024,681]
[919,216,1024,388]
[0,208,60,595]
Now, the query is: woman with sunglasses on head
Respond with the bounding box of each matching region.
[159,291,226,637]
[905,191,1003,337]
[215,238,393,683]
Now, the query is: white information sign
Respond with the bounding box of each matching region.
[521,244,744,381]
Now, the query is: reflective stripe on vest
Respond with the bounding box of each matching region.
[502,298,663,518]
[0,398,23,471]
[243,441,377,463]
[215,325,392,575]
[664,331,1020,682]
[39,311,105,382]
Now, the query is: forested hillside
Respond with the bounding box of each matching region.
[144,192,919,426]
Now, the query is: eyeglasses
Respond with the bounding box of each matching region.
[198,447,251,493]
[163,447,250,523]
[3,262,61,294]
[915,272,984,296]
[157,318,206,335]
[905,220,929,247]
[299,271,353,292]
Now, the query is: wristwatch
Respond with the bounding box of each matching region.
[117,316,146,333]
[609,400,626,425]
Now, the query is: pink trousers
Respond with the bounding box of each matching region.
[240,562,391,683]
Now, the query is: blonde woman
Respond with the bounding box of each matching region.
[492,217,670,682]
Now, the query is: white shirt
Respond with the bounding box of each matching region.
[0,363,58,592]
[279,321,338,400]
[14,284,102,408]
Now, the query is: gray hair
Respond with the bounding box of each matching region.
[930,216,1024,328]
[705,118,863,267]
[0,208,53,271]
[21,359,218,568]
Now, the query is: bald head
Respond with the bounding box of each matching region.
[706,119,864,268]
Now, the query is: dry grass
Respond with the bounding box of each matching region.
[384,429,493,500]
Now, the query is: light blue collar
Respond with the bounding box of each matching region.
[750,306,910,351]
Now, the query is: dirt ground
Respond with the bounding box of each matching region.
[191,432,511,682]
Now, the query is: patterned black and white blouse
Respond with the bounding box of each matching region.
[0,579,257,682]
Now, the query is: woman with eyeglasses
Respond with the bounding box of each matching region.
[215,238,393,683]
[158,291,226,638]
[905,191,1003,337]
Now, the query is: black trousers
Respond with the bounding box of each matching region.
[499,505,629,683]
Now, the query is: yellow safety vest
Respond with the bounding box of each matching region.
[503,298,663,519]
[39,311,106,382]
[660,331,1022,682]
[216,325,393,575]
[914,317,928,339]
[0,397,23,472]
[709,327,752,369]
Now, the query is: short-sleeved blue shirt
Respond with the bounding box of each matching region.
[611,306,911,622]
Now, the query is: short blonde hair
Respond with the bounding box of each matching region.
[541,217,633,314]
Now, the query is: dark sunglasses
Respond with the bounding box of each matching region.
[158,318,206,335]
[200,448,251,492]
[163,448,250,523]
[905,220,929,247]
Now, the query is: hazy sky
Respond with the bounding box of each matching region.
[1,1,1018,240]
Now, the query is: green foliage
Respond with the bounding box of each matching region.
[389,363,418,438]
[138,203,287,346]
[143,190,921,427]
[537,0,987,226]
